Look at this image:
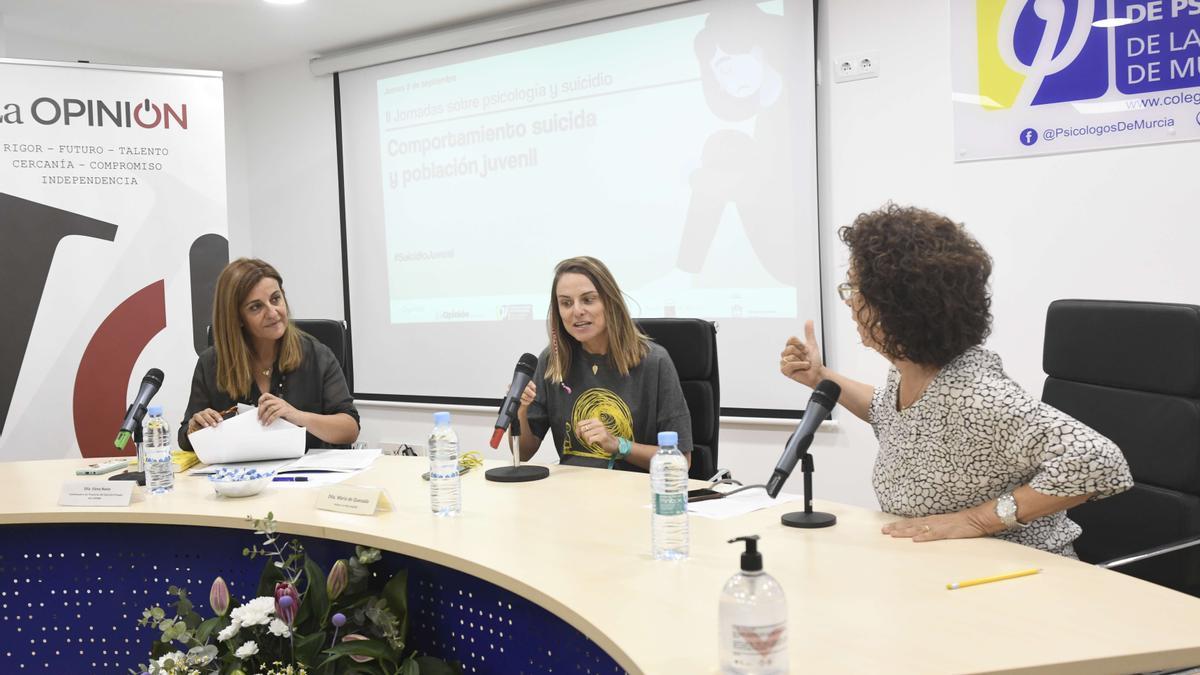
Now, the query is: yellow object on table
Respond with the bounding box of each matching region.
[171,450,199,473]
[123,450,199,473]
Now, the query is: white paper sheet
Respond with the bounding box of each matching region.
[278,448,381,474]
[187,406,305,465]
[190,450,382,477]
[687,489,803,520]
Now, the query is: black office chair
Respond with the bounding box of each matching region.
[206,319,353,391]
[635,318,719,480]
[293,319,353,392]
[1042,299,1200,597]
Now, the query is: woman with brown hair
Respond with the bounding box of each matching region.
[516,257,692,471]
[179,258,359,451]
[780,204,1131,556]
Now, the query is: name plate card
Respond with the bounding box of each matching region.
[58,481,135,507]
[315,485,392,515]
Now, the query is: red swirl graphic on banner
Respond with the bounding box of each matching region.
[72,280,166,459]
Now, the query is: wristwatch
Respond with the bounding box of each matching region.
[995,492,1026,530]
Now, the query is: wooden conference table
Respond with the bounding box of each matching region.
[1,456,1199,674]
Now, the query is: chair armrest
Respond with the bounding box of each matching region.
[1096,534,1200,569]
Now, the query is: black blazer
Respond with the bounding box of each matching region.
[178,332,359,452]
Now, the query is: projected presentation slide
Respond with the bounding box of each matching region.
[373,1,808,324]
[340,0,819,408]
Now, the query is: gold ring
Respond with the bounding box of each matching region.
[922,525,931,533]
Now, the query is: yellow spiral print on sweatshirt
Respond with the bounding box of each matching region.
[566,388,633,458]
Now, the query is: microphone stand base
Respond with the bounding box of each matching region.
[109,471,146,487]
[781,510,836,528]
[484,465,549,483]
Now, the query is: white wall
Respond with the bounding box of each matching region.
[237,61,345,320]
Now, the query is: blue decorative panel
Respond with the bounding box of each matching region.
[0,524,624,674]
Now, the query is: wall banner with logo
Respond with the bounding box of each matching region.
[951,0,1200,161]
[0,59,229,461]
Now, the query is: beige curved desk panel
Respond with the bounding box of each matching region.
[1,456,1198,674]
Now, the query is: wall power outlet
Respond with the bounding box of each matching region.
[833,51,880,83]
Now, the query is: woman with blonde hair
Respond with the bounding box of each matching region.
[516,257,692,471]
[179,258,359,451]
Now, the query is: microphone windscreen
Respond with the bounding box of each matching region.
[811,379,841,409]
[515,352,538,375]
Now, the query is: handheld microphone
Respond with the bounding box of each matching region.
[489,353,538,448]
[114,368,165,450]
[766,379,840,498]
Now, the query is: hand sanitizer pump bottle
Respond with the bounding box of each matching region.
[719,535,788,674]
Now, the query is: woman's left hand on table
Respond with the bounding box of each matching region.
[881,512,989,542]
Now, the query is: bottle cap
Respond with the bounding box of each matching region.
[728,535,762,572]
[657,431,678,446]
[147,405,163,417]
[433,411,451,425]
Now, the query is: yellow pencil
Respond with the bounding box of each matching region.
[946,567,1041,590]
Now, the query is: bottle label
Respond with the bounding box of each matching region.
[729,621,786,667]
[653,493,685,516]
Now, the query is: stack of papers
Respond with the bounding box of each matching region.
[192,449,382,476]
[277,448,382,474]
[188,405,305,465]
[187,405,383,484]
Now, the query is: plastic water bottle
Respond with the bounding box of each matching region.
[428,411,461,516]
[651,430,689,560]
[142,405,174,495]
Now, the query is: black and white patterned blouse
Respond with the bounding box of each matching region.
[869,346,1133,557]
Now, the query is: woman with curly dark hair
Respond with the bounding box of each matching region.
[780,204,1131,557]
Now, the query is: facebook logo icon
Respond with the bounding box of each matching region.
[1019,128,1039,146]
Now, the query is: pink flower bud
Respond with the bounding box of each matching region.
[274,581,300,625]
[209,577,230,617]
[326,559,348,600]
[341,633,374,663]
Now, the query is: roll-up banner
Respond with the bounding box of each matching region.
[0,59,229,460]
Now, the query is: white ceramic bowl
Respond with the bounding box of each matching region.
[209,467,274,498]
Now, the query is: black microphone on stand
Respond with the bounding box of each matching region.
[766,379,840,528]
[485,353,549,483]
[110,368,164,486]
[489,353,538,449]
[114,368,164,450]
